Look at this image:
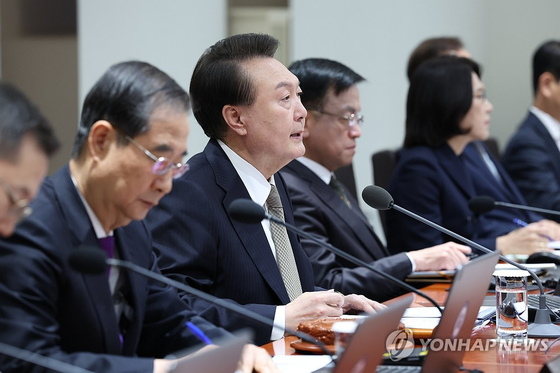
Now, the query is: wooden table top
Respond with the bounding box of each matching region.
[262,284,560,372]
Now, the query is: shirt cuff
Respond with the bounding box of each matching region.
[270,305,286,340]
[405,252,416,272]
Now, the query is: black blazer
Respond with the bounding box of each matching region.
[0,165,228,373]
[146,139,316,345]
[280,160,412,301]
[387,144,494,253]
[502,111,560,222]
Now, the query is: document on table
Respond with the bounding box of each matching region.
[401,306,494,329]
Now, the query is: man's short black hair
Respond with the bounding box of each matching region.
[189,33,279,140]
[532,40,560,95]
[0,81,59,162]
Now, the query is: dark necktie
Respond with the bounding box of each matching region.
[266,184,303,301]
[98,236,115,277]
[330,176,351,208]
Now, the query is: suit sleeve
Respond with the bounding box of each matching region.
[0,220,155,373]
[146,178,277,345]
[503,134,560,222]
[286,182,412,301]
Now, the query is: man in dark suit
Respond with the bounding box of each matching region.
[0,61,275,373]
[503,40,560,222]
[280,58,470,301]
[0,82,59,237]
[146,34,382,346]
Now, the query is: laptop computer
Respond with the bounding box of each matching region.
[375,250,500,372]
[169,330,252,373]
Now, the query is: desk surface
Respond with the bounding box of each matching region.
[262,284,560,373]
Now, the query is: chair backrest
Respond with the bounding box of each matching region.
[334,164,358,201]
[371,149,399,236]
[484,137,500,160]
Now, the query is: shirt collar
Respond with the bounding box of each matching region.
[70,175,113,239]
[296,157,333,185]
[218,139,274,207]
[530,105,560,142]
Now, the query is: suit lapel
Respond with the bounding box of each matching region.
[206,140,291,304]
[530,113,560,180]
[435,145,476,199]
[285,161,387,259]
[52,165,124,354]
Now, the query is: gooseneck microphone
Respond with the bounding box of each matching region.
[0,342,93,373]
[469,195,560,217]
[227,199,444,315]
[68,249,334,357]
[362,185,560,338]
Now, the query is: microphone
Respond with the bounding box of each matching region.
[68,249,334,357]
[228,199,444,314]
[469,195,560,217]
[0,341,93,373]
[362,185,560,338]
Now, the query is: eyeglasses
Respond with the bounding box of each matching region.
[0,178,32,223]
[311,110,364,129]
[112,127,190,179]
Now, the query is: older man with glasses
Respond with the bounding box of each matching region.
[279,58,471,302]
[0,82,59,237]
[0,61,276,373]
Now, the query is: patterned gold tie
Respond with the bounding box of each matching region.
[329,176,352,208]
[266,184,303,301]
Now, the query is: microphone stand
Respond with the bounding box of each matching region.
[105,258,334,356]
[0,341,93,373]
[365,186,560,338]
[494,201,560,217]
[262,213,444,315]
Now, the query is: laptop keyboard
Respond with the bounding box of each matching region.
[527,294,560,313]
[377,366,421,372]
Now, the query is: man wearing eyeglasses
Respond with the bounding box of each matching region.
[0,82,59,237]
[0,61,276,373]
[279,58,471,301]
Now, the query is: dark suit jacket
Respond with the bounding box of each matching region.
[0,165,228,373]
[280,161,412,301]
[463,140,542,235]
[386,144,496,254]
[502,111,560,222]
[145,139,316,345]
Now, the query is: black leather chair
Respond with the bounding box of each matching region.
[371,149,399,236]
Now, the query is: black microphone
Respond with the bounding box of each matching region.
[0,341,93,373]
[362,184,560,338]
[469,195,560,217]
[228,199,444,314]
[68,249,334,357]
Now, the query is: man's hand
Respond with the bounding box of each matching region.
[408,242,471,271]
[285,290,345,330]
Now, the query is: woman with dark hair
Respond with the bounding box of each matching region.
[387,56,559,256]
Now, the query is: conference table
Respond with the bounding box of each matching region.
[262,283,560,372]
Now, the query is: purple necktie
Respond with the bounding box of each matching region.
[98,236,115,277]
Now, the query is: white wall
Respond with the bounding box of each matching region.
[291,0,560,239]
[78,0,227,158]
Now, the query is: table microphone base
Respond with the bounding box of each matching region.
[528,308,560,338]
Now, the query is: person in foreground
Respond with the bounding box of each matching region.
[280,58,470,301]
[0,81,59,237]
[503,40,560,222]
[387,56,560,256]
[146,33,383,346]
[0,61,276,373]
